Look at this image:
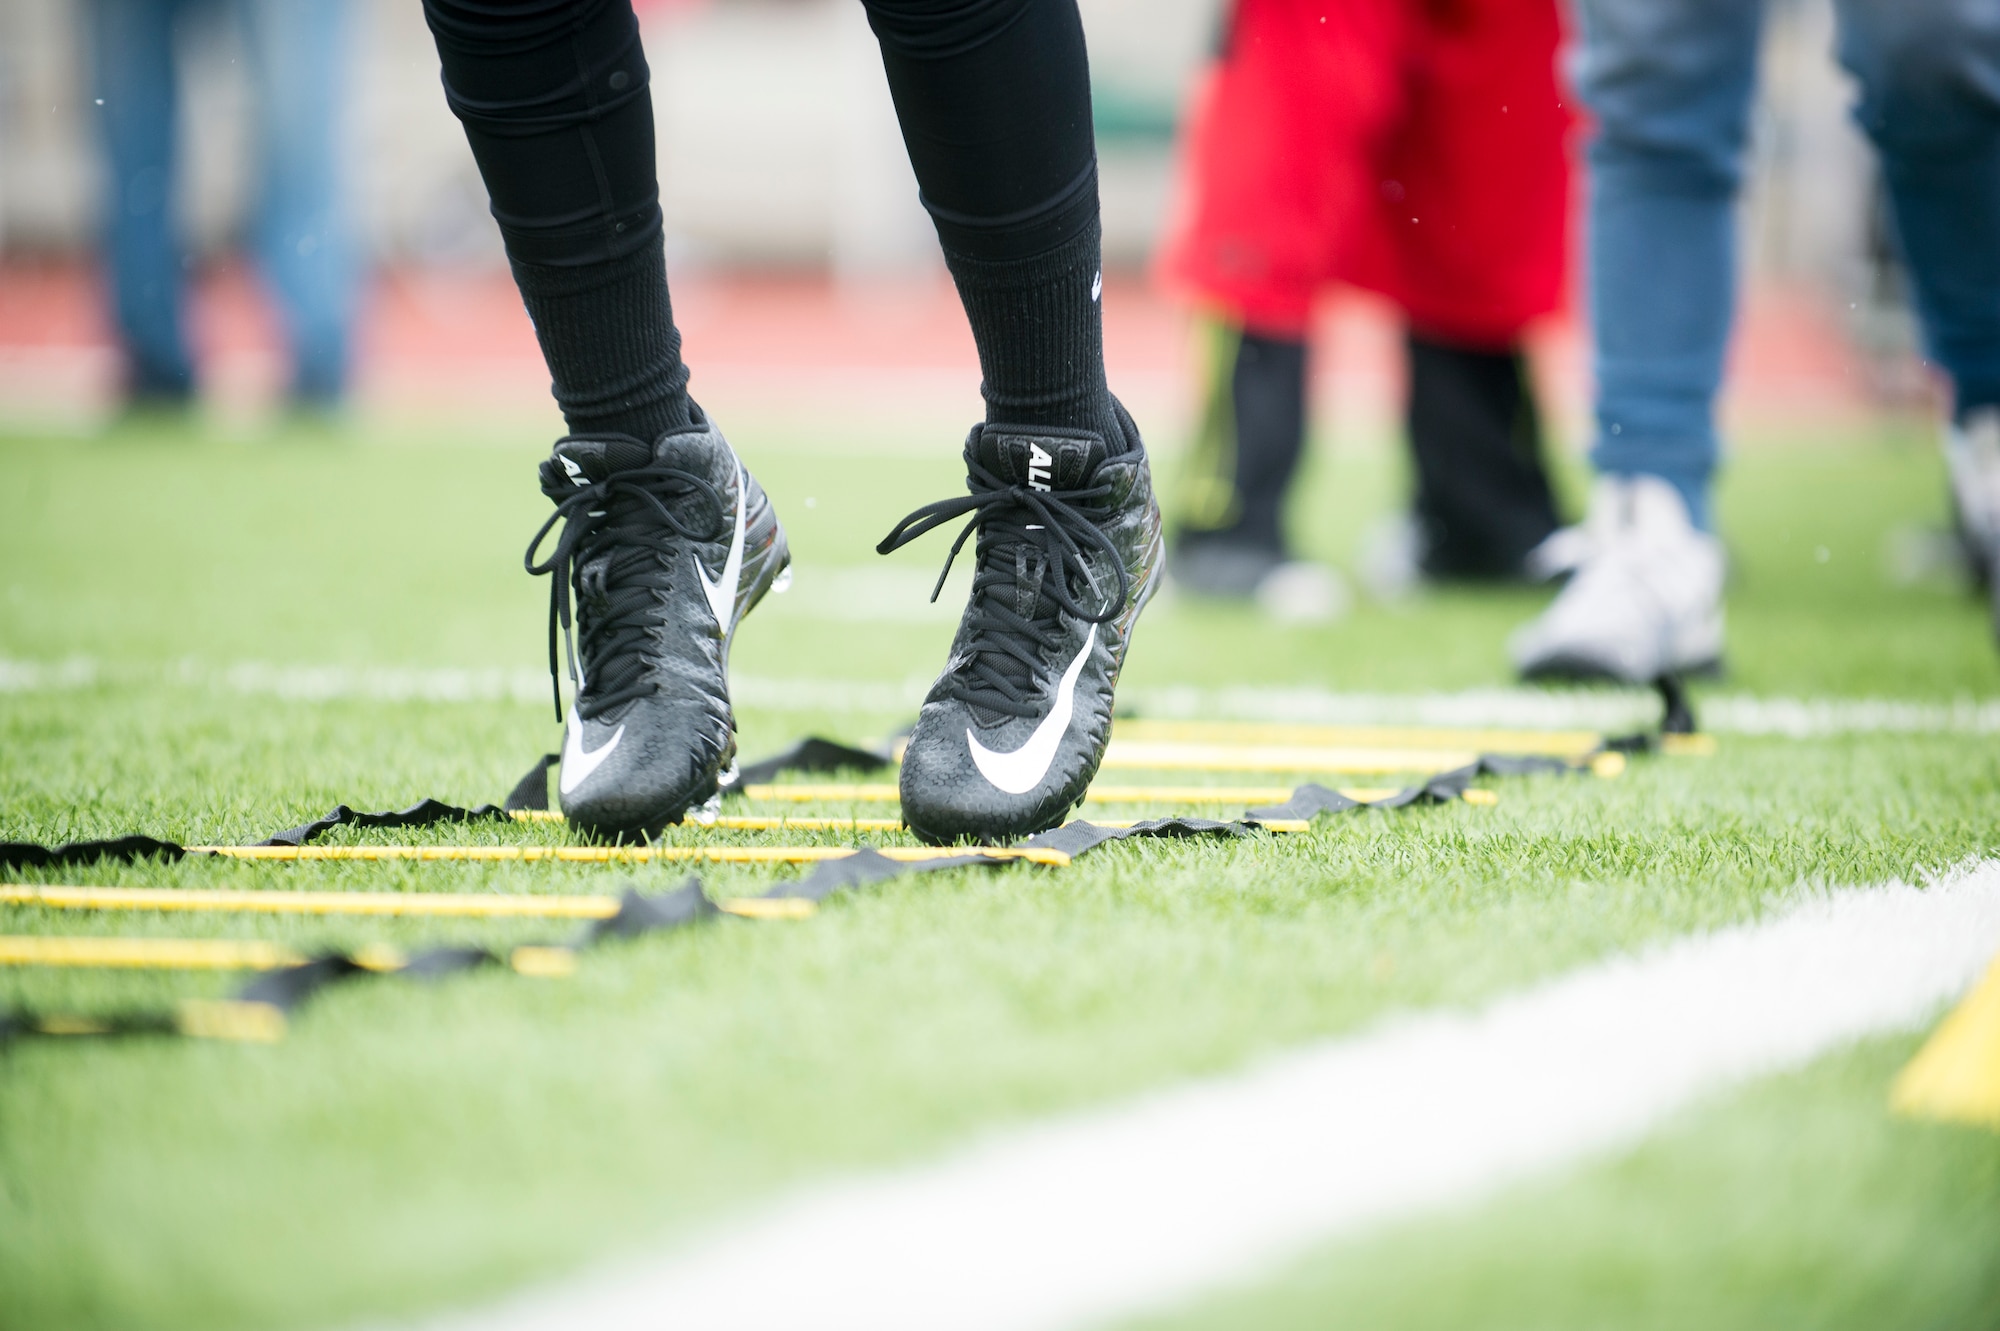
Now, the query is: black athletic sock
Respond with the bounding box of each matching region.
[1406,332,1560,579]
[937,202,1122,449]
[863,0,1125,451]
[511,239,694,440]
[423,0,693,441]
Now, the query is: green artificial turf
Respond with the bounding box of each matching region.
[2,411,1997,1329]
[1131,1035,2000,1331]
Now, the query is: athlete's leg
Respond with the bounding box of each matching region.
[1509,0,1752,683]
[1576,0,1764,532]
[864,0,1163,842]
[1405,334,1560,580]
[424,0,788,838]
[1158,317,1319,601]
[860,0,1118,447]
[1154,0,1401,598]
[1381,0,1568,580]
[242,0,357,407]
[422,0,692,441]
[86,0,197,405]
[1835,0,2000,629]
[1836,0,2000,420]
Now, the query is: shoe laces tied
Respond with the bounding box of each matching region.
[525,462,725,722]
[877,456,1130,720]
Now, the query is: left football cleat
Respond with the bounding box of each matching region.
[525,416,789,840]
[878,406,1163,845]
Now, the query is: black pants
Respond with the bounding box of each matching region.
[423,0,1116,447]
[422,0,1096,270]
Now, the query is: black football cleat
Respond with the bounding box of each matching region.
[879,404,1163,844]
[526,414,789,840]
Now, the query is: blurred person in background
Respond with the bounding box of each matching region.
[1514,0,2000,680]
[1157,0,1572,620]
[86,0,357,415]
[424,0,1163,846]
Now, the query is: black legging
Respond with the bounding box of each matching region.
[421,0,1098,269]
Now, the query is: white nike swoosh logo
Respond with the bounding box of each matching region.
[560,717,626,796]
[695,461,748,634]
[966,624,1097,795]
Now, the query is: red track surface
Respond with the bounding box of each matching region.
[0,260,1903,437]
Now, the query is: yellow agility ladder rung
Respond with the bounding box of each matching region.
[739,783,1498,808]
[0,933,582,977]
[513,807,1310,833]
[0,884,814,922]
[1110,718,1605,758]
[1100,740,1482,775]
[189,844,1071,867]
[511,811,910,833]
[0,935,306,970]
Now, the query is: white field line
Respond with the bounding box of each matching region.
[8,655,2000,737]
[402,861,2000,1331]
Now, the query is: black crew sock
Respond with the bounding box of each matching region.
[512,236,695,442]
[939,205,1125,452]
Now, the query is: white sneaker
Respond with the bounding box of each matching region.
[1947,407,2000,570]
[1254,559,1350,625]
[1510,474,1724,683]
[1946,407,2000,640]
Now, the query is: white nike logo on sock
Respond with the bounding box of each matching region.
[560,716,625,796]
[966,625,1097,795]
[1090,270,1102,302]
[695,461,748,635]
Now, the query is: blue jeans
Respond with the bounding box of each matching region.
[87,0,357,405]
[1578,0,2000,528]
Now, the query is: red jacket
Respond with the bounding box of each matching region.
[1157,0,1573,346]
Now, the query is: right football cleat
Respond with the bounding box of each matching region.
[1510,473,1724,684]
[525,414,789,840]
[879,407,1163,845]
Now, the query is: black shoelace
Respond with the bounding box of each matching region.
[525,463,725,722]
[877,457,1130,720]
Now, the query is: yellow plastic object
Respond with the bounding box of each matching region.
[193,844,1069,867]
[0,883,844,923]
[176,999,288,1042]
[2,884,623,919]
[1891,951,2000,1129]
[0,935,303,970]
[1660,732,1718,757]
[741,783,903,803]
[508,946,578,978]
[511,811,909,833]
[1111,718,1603,758]
[1589,751,1628,779]
[739,783,1440,808]
[350,943,408,972]
[716,897,820,920]
[1460,789,1501,807]
[1101,740,1481,775]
